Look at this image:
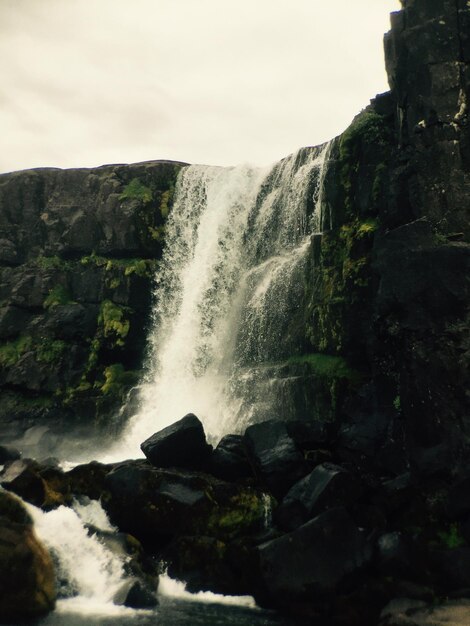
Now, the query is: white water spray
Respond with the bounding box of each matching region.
[107,144,330,459]
[28,500,136,615]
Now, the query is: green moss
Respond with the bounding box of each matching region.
[0,335,33,367]
[35,255,72,271]
[204,491,265,539]
[101,363,139,396]
[339,109,390,213]
[43,285,73,309]
[393,395,401,411]
[159,185,174,219]
[287,353,360,381]
[437,524,466,549]
[99,300,130,347]
[119,178,153,203]
[36,339,67,364]
[81,254,155,279]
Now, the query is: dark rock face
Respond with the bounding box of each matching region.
[0,490,56,621]
[0,160,186,453]
[210,434,252,482]
[274,463,361,532]
[141,413,212,470]
[244,420,306,498]
[102,459,265,549]
[256,507,369,603]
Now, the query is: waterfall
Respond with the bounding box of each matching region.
[110,144,330,458]
[27,499,136,615]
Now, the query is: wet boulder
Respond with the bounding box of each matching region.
[102,459,265,549]
[0,490,56,621]
[113,578,158,609]
[210,434,252,482]
[66,460,113,500]
[244,420,306,498]
[164,535,252,596]
[0,458,70,510]
[0,445,21,464]
[141,413,212,470]
[255,507,369,606]
[274,462,361,532]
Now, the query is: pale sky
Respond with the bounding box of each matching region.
[0,0,401,173]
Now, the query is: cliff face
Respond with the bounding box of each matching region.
[0,161,185,448]
[377,0,470,475]
[0,0,468,474]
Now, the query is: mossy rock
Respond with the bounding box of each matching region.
[0,491,56,620]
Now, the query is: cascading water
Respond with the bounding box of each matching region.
[27,499,133,615]
[109,143,331,458]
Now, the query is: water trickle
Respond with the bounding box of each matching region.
[28,500,131,613]
[109,144,330,459]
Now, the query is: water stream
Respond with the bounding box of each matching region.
[107,144,330,459]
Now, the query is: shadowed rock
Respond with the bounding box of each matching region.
[141,413,212,470]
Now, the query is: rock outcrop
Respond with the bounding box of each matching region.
[0,160,186,454]
[0,490,56,621]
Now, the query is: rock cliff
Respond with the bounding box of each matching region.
[0,0,468,479]
[0,161,185,452]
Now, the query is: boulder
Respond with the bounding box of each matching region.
[0,490,56,621]
[1,458,70,509]
[274,463,361,531]
[66,460,113,500]
[286,419,336,449]
[113,578,158,609]
[165,535,251,596]
[256,507,369,605]
[210,434,252,482]
[244,420,306,498]
[141,414,212,470]
[0,445,21,464]
[102,460,265,549]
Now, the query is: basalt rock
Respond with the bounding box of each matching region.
[0,160,186,453]
[0,490,56,621]
[0,458,70,510]
[255,507,370,606]
[274,463,361,532]
[102,459,265,550]
[141,414,212,471]
[244,420,306,499]
[210,434,253,482]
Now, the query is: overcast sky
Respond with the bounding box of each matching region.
[0,0,401,173]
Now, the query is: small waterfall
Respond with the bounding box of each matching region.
[28,500,135,615]
[110,144,330,458]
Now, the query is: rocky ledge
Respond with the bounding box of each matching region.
[3,413,470,625]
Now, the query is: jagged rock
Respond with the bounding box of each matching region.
[102,459,265,549]
[244,420,306,498]
[375,532,426,581]
[255,507,369,605]
[1,458,70,509]
[66,460,113,500]
[274,463,361,532]
[0,444,21,463]
[141,414,212,470]
[0,490,56,620]
[113,578,158,609]
[164,535,251,596]
[430,547,470,592]
[286,419,336,449]
[210,434,252,482]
